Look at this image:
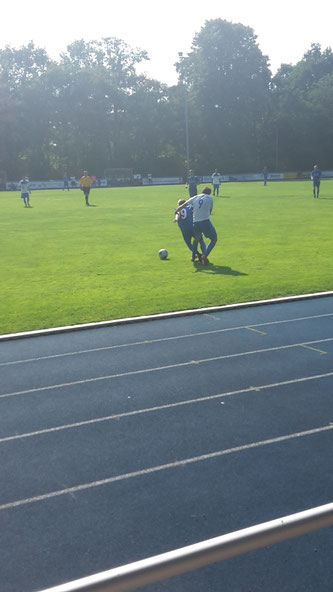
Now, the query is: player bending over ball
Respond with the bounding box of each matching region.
[175,187,217,266]
[80,171,93,206]
[174,199,206,261]
[19,176,31,208]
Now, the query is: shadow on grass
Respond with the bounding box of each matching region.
[193,262,247,275]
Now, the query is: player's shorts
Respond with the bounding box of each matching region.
[82,187,90,196]
[193,219,217,241]
[312,180,320,187]
[20,192,29,199]
[189,185,197,197]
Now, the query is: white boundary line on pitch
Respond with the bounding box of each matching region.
[0,371,332,445]
[0,424,332,511]
[1,338,332,400]
[1,312,333,367]
[1,291,332,342]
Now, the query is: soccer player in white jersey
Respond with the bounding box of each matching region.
[174,186,217,265]
[211,169,221,196]
[19,176,31,207]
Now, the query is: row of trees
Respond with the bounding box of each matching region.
[1,19,333,180]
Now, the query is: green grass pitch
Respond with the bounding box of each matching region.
[1,181,332,335]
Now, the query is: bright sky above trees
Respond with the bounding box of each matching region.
[2,0,332,85]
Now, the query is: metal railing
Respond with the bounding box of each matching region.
[39,502,333,592]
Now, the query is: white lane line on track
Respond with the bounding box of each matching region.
[1,372,332,444]
[1,338,332,400]
[1,313,332,367]
[0,424,332,511]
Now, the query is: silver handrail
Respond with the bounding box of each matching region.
[38,502,333,592]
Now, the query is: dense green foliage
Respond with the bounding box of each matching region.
[1,181,332,335]
[1,20,333,180]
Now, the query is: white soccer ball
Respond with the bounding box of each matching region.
[159,249,168,260]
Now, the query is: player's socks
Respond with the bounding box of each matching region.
[192,239,199,260]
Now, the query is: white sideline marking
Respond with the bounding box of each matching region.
[0,425,332,511]
[1,313,332,367]
[0,372,332,444]
[1,338,332,400]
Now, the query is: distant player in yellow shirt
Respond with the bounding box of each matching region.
[80,171,93,206]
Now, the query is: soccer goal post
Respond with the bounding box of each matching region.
[104,168,133,185]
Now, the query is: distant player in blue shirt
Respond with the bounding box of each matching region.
[174,199,206,261]
[186,170,201,197]
[63,174,70,191]
[262,166,268,186]
[311,165,321,198]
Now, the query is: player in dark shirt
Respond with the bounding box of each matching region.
[186,170,201,197]
[311,165,321,198]
[174,199,205,261]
